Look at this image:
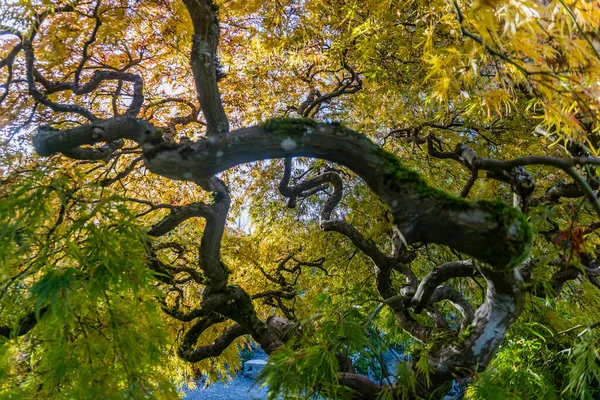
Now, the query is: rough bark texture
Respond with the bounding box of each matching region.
[32,116,533,395]
[23,2,546,398]
[183,0,229,135]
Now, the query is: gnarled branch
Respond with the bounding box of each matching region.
[33,116,533,384]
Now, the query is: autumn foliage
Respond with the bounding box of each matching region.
[1,0,600,399]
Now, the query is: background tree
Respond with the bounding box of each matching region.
[0,0,599,398]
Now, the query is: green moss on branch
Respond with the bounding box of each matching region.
[259,118,318,137]
[372,147,532,269]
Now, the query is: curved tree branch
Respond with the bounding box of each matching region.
[36,69,144,117]
[32,116,533,385]
[520,256,600,298]
[280,158,440,342]
[294,59,362,118]
[530,181,588,207]
[74,0,102,86]
[147,202,212,237]
[411,260,477,313]
[23,38,98,121]
[178,313,231,361]
[428,284,476,330]
[35,117,532,269]
[61,139,124,160]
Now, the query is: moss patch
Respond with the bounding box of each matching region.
[456,324,476,349]
[476,198,533,268]
[374,147,474,210]
[371,147,533,269]
[259,117,318,137]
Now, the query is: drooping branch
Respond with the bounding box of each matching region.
[323,221,392,268]
[530,180,592,207]
[337,373,384,400]
[478,156,600,216]
[161,305,207,323]
[178,313,228,361]
[529,266,580,298]
[426,138,535,209]
[427,131,600,216]
[173,266,204,284]
[251,289,296,300]
[181,323,247,362]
